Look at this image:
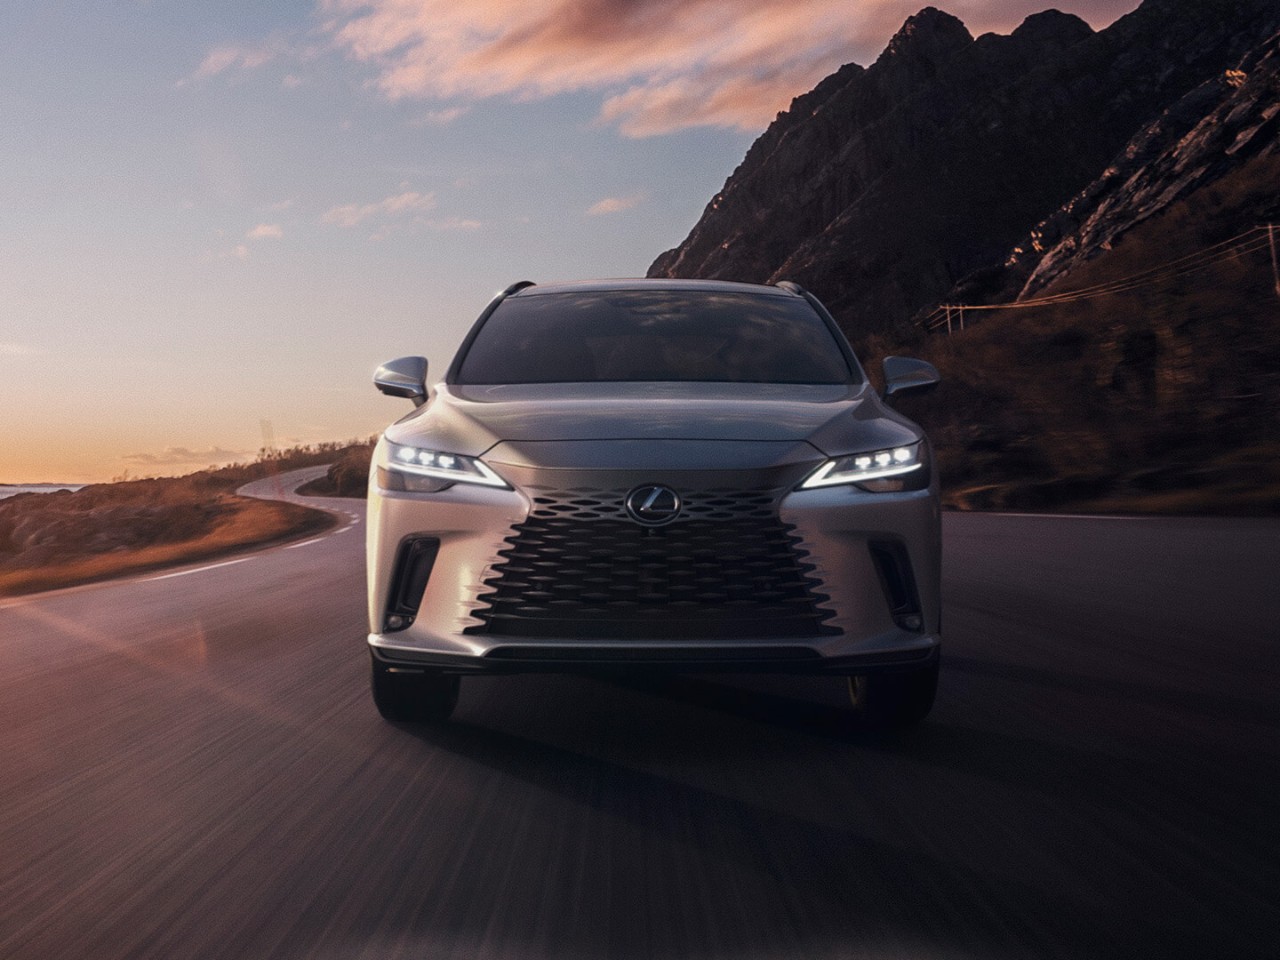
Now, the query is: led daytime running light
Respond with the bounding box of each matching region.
[801,444,922,489]
[387,442,508,488]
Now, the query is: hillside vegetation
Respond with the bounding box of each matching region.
[0,443,366,597]
[876,154,1280,513]
[296,439,378,498]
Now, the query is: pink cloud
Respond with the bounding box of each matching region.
[322,190,438,227]
[320,0,1140,135]
[587,194,644,216]
[189,41,281,81]
[426,216,482,230]
[414,106,471,126]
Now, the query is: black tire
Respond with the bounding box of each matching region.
[370,655,460,722]
[848,658,938,729]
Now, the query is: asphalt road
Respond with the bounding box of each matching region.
[0,474,1276,960]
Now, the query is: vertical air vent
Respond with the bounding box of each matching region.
[384,537,440,632]
[868,540,924,632]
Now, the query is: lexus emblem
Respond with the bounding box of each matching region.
[624,485,682,526]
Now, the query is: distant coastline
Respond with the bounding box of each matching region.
[0,484,86,501]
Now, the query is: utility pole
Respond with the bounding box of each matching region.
[260,419,283,498]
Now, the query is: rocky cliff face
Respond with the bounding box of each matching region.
[648,0,1280,340]
[978,28,1280,303]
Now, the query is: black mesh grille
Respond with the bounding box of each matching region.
[467,488,838,640]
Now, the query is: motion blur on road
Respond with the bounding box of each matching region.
[0,470,1276,960]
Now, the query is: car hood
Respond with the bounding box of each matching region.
[384,381,920,459]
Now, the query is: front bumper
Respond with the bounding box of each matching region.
[366,441,941,675]
[369,636,940,675]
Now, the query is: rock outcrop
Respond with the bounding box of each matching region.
[989,29,1280,302]
[648,0,1280,340]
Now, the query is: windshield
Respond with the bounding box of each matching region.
[453,290,857,385]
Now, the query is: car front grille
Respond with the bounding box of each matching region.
[466,487,838,640]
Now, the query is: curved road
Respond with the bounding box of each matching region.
[0,474,1276,959]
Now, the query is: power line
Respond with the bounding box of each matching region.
[924,225,1276,333]
[1013,230,1269,305]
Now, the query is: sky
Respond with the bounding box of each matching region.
[1,0,1140,483]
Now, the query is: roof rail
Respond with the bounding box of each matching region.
[772,280,865,382]
[443,281,536,384]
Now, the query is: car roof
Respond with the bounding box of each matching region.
[508,278,799,298]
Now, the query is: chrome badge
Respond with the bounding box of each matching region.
[624,485,682,526]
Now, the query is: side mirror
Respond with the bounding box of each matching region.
[882,356,940,400]
[374,356,428,406]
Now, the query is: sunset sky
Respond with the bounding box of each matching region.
[2,0,1140,483]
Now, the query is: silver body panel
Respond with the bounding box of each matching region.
[366,280,936,675]
[368,384,940,673]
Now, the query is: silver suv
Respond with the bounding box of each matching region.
[367,279,941,726]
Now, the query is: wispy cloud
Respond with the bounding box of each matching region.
[185,39,282,82]
[0,342,38,357]
[426,215,482,231]
[415,106,470,126]
[247,223,284,239]
[318,0,1137,136]
[322,190,437,227]
[587,194,643,216]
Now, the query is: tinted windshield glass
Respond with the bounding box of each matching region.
[454,290,856,384]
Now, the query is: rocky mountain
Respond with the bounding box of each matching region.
[648,0,1280,343]
[961,26,1280,305]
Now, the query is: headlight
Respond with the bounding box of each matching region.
[799,442,928,492]
[379,441,509,492]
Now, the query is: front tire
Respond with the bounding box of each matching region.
[848,659,938,729]
[370,654,460,722]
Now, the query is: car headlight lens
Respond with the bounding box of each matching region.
[380,441,509,491]
[799,442,927,492]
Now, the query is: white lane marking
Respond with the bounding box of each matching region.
[142,557,254,582]
[286,537,326,550]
